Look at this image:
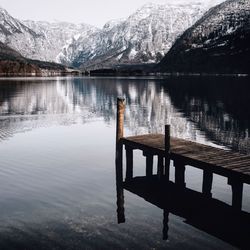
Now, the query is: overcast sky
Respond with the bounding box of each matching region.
[1,0,223,27]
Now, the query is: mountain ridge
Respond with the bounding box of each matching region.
[63,2,212,69]
[158,0,250,74]
[0,2,224,69]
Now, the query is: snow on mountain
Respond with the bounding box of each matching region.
[0,6,98,63]
[0,41,66,76]
[60,2,218,69]
[159,0,250,73]
[0,6,43,59]
[0,7,35,36]
[0,1,226,68]
[23,20,98,63]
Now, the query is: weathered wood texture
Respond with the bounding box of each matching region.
[115,97,126,223]
[116,98,125,142]
[121,134,250,185]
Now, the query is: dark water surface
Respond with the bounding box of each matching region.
[0,76,249,249]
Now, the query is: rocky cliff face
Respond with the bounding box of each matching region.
[60,2,213,69]
[0,7,43,61]
[23,20,98,63]
[159,0,250,74]
[0,6,97,63]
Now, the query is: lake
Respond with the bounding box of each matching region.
[0,76,249,249]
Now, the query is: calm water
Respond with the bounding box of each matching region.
[0,76,249,249]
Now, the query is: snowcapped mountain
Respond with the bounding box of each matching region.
[0,7,43,59]
[23,20,98,63]
[159,0,250,74]
[0,6,97,63]
[0,7,36,36]
[0,1,226,69]
[60,2,217,69]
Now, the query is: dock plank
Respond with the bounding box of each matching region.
[121,134,250,184]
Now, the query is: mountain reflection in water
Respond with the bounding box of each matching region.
[0,76,249,153]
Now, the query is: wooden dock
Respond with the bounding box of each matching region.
[115,98,250,212]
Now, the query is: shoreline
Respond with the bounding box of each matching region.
[0,73,248,78]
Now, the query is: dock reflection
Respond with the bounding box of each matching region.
[116,174,250,249]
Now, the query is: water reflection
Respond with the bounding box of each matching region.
[116,174,250,249]
[0,76,249,153]
[164,76,250,153]
[0,76,249,249]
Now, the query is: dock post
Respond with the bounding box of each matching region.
[125,146,133,181]
[115,97,125,223]
[116,97,125,144]
[202,170,213,198]
[228,178,243,211]
[144,152,154,177]
[157,156,164,179]
[164,125,171,180]
[174,159,186,188]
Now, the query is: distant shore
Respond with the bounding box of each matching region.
[0,71,248,78]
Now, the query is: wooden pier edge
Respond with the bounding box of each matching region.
[115,97,249,213]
